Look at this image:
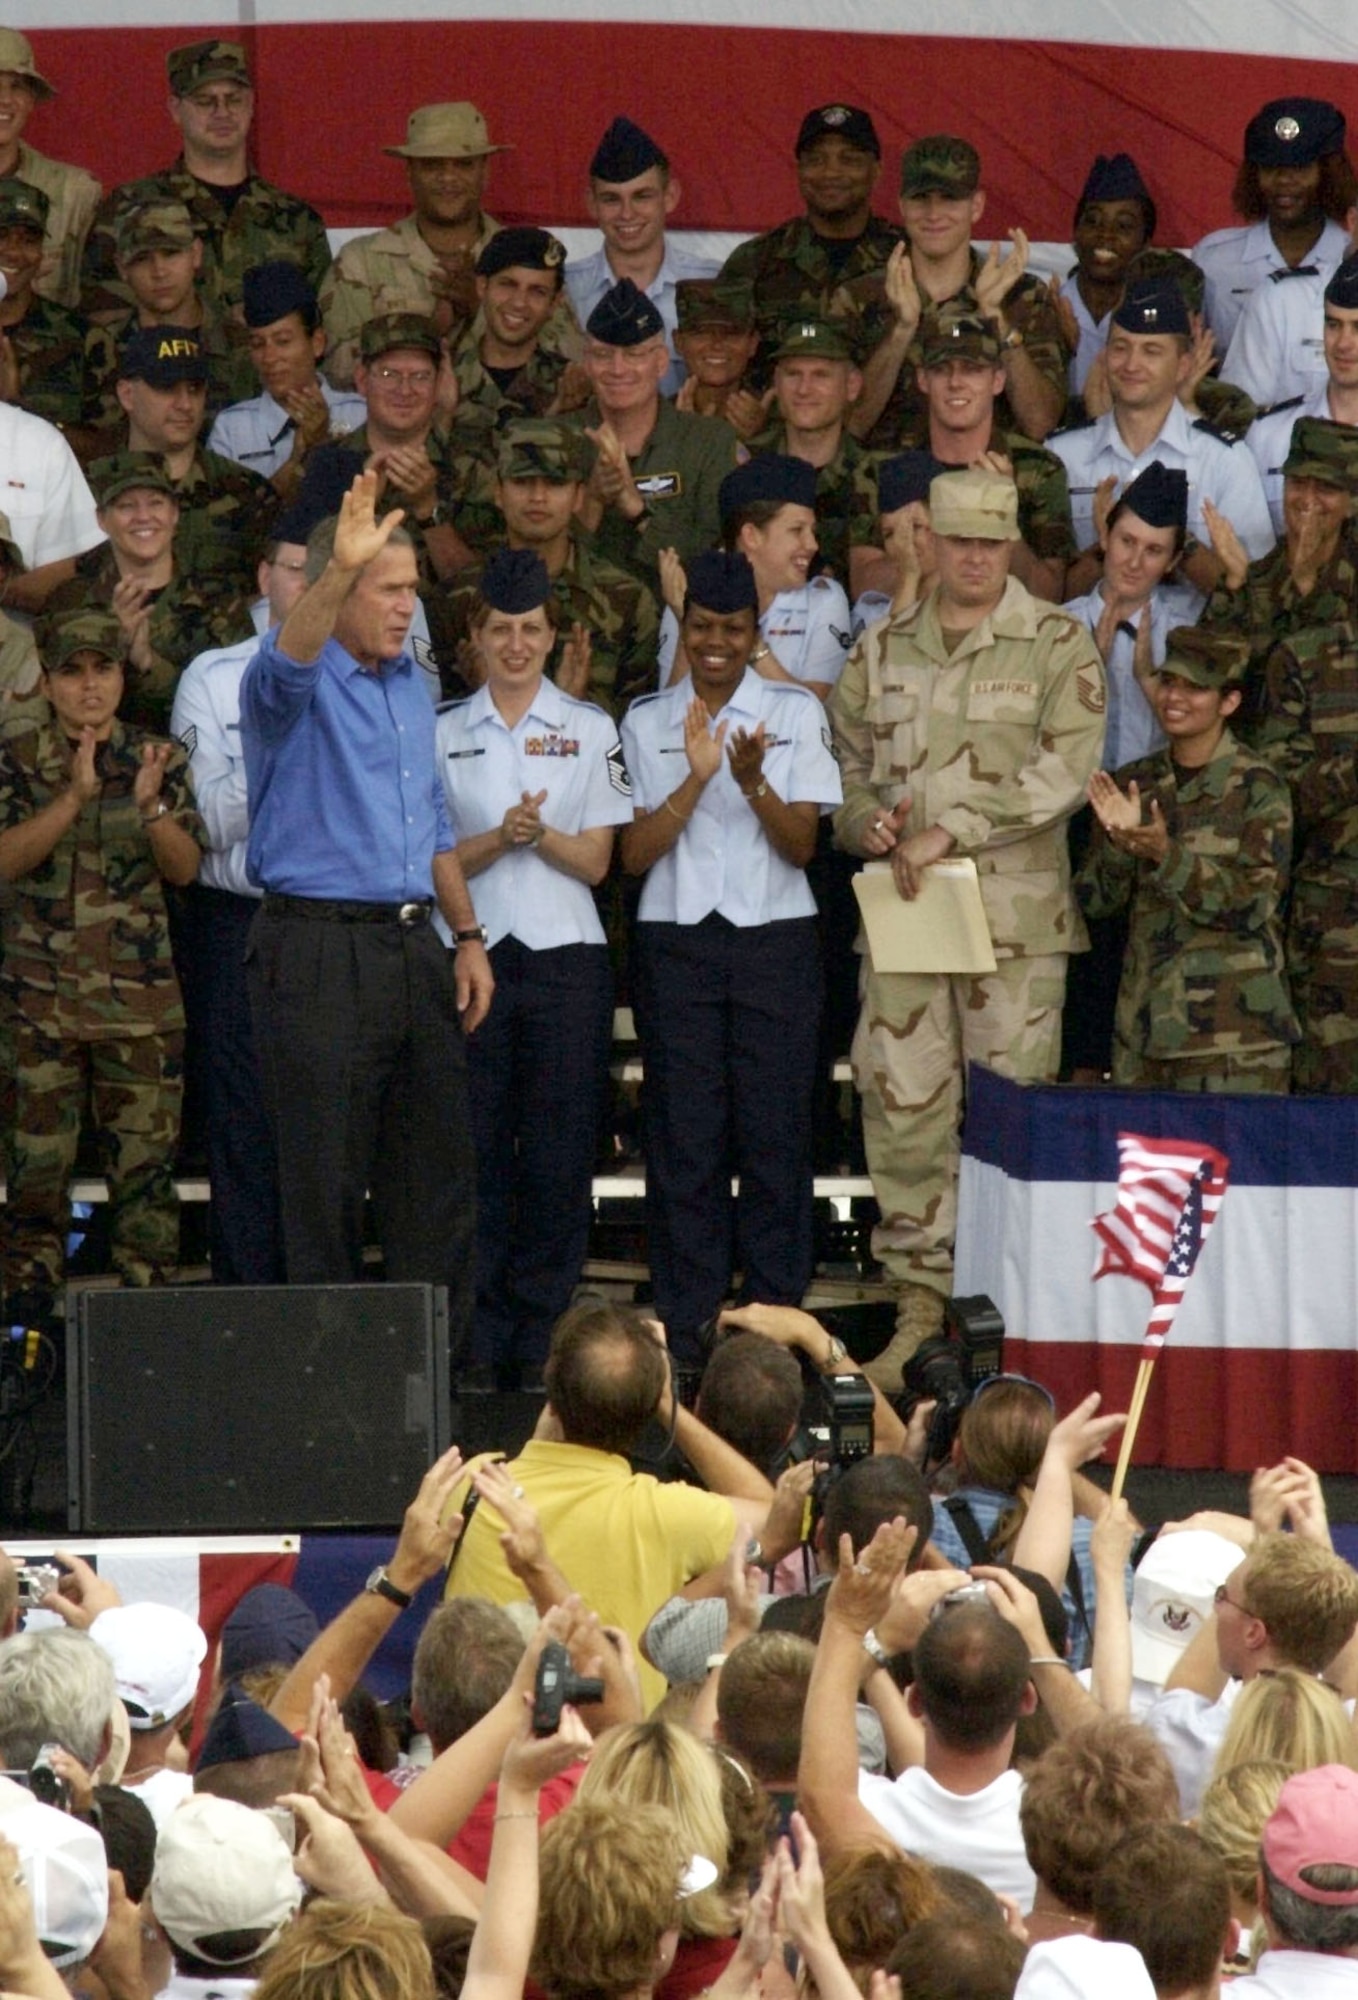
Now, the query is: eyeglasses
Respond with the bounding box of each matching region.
[373,366,436,388]
[1214,1582,1247,1614]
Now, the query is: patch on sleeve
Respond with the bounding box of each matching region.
[177,724,198,756]
[606,742,632,797]
[1076,664,1106,714]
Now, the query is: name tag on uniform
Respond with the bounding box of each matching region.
[970,680,1038,701]
[636,471,682,498]
[446,747,485,759]
[761,736,794,748]
[525,733,580,758]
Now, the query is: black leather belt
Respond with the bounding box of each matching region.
[263,894,433,927]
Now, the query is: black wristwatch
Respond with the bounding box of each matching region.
[364,1564,413,1609]
[453,924,488,947]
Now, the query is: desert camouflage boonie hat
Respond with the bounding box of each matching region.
[0,29,55,100]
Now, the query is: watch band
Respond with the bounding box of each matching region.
[453,925,488,946]
[861,1628,889,1667]
[365,1565,413,1609]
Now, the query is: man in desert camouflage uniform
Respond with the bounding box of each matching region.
[0,607,203,1325]
[0,178,103,439]
[1201,415,1358,718]
[830,468,1105,1386]
[896,302,1075,600]
[319,102,578,391]
[428,417,659,717]
[716,105,904,391]
[0,28,100,309]
[850,135,1068,452]
[1076,626,1296,1091]
[80,41,329,342]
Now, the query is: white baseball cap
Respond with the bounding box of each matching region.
[0,1795,108,1968]
[151,1795,300,1961]
[1131,1532,1245,1688]
[91,1604,207,1728]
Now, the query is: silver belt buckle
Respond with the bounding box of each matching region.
[397,901,424,927]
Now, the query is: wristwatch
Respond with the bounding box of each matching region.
[141,800,169,825]
[453,925,488,946]
[1002,325,1024,351]
[822,1333,848,1372]
[861,1629,889,1667]
[364,1564,413,1609]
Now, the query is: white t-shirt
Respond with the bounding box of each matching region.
[1143,1681,1239,1815]
[118,1765,194,1831]
[858,1764,1037,1906]
[1231,1951,1358,2000]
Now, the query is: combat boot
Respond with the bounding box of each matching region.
[861,1282,946,1393]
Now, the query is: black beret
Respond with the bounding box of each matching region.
[480,547,551,614]
[685,549,759,615]
[718,454,818,522]
[590,116,667,183]
[585,278,665,346]
[475,227,566,279]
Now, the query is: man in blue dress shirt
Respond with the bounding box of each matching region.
[241,470,493,1334]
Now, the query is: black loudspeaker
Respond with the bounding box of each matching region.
[67,1284,450,1533]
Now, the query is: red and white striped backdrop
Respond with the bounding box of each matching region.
[10,4,1358,253]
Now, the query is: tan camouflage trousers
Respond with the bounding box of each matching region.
[2,1022,183,1304]
[1288,880,1358,1094]
[852,953,1066,1297]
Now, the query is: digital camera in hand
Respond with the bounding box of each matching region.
[532,1641,605,1736]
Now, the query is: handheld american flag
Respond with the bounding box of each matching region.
[1092,1134,1231,1360]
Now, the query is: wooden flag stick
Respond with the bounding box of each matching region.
[1111,1355,1154,1502]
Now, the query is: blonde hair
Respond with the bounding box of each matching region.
[1212,1668,1358,1787]
[252,1902,433,2000]
[577,1720,732,1937]
[1240,1535,1358,1672]
[1198,1759,1291,1904]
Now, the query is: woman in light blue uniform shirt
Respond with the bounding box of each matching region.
[435,549,633,1391]
[621,548,841,1366]
[658,455,852,700]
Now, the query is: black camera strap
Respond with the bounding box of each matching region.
[943,1495,1092,1654]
